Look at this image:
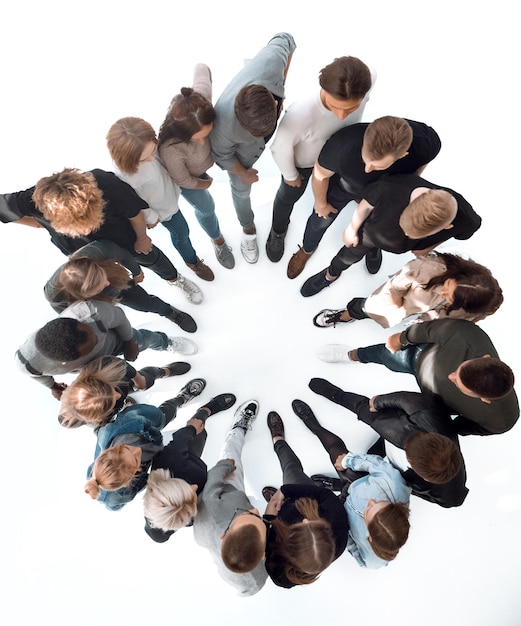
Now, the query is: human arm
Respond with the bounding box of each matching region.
[311,161,338,218]
[129,212,153,254]
[264,489,285,517]
[342,199,374,246]
[229,160,259,185]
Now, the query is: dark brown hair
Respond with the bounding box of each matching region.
[404,432,461,484]
[459,357,514,399]
[234,85,277,137]
[368,502,410,561]
[158,87,216,146]
[319,56,371,100]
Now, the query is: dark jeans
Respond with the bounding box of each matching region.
[120,284,173,317]
[356,343,427,375]
[158,397,182,427]
[132,244,178,282]
[273,440,315,486]
[346,297,369,320]
[271,167,313,234]
[302,179,356,252]
[328,242,372,277]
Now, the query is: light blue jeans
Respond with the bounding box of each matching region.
[227,172,255,231]
[181,187,222,241]
[160,210,197,265]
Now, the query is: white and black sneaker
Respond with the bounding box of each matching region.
[313,309,351,328]
[231,400,259,431]
[175,378,207,407]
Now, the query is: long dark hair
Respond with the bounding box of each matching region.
[158,87,216,146]
[423,253,503,317]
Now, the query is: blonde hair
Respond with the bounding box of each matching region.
[84,443,140,499]
[143,469,198,531]
[33,168,105,237]
[399,189,457,239]
[55,256,130,304]
[60,358,127,428]
[107,117,158,174]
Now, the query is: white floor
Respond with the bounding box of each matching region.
[1,2,520,625]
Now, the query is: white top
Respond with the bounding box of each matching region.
[115,158,181,224]
[270,71,375,181]
[384,441,410,473]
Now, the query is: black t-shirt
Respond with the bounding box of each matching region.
[318,119,442,199]
[359,173,481,252]
[0,169,147,255]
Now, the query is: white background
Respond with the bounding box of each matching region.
[1,1,520,624]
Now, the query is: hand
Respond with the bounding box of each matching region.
[334,453,347,472]
[51,382,68,400]
[225,458,236,478]
[186,417,204,434]
[342,223,359,247]
[134,235,152,254]
[284,173,303,188]
[146,220,159,229]
[385,333,403,354]
[133,272,145,284]
[314,202,338,219]
[264,489,285,516]
[369,396,378,412]
[132,372,147,390]
[123,339,140,361]
[198,176,213,189]
[239,168,259,185]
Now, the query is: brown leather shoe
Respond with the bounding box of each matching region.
[267,411,285,439]
[187,258,215,281]
[287,245,314,279]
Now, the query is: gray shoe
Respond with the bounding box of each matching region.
[231,400,259,431]
[169,274,204,304]
[167,336,198,355]
[175,378,207,407]
[213,241,235,269]
[240,234,259,264]
[266,228,286,263]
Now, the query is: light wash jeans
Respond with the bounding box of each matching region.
[181,187,222,241]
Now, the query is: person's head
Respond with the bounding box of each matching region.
[143,470,199,531]
[106,117,158,174]
[365,499,410,561]
[319,56,372,120]
[424,253,504,319]
[56,256,130,305]
[35,319,97,362]
[220,507,267,573]
[234,85,278,137]
[33,168,105,236]
[85,443,142,500]
[58,357,127,428]
[399,189,458,239]
[449,356,515,402]
[404,432,461,484]
[362,116,413,172]
[158,87,216,146]
[270,497,335,585]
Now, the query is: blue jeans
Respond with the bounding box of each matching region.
[227,172,255,230]
[356,343,427,375]
[160,211,197,265]
[181,187,221,241]
[131,328,171,351]
[271,167,313,234]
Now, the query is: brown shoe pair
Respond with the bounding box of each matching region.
[187,258,214,281]
[287,245,314,279]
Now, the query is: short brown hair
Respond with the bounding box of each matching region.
[158,87,216,146]
[107,117,157,174]
[399,189,457,239]
[319,56,372,100]
[459,357,515,400]
[234,85,277,137]
[221,520,265,573]
[33,168,105,237]
[368,502,410,561]
[404,432,461,484]
[363,116,413,160]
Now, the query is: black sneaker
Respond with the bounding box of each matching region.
[300,269,336,297]
[266,228,286,263]
[175,378,206,406]
[365,248,382,274]
[163,362,191,377]
[166,307,197,333]
[201,393,236,415]
[311,474,343,492]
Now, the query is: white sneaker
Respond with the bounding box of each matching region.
[167,336,198,355]
[231,400,259,431]
[317,344,353,363]
[170,274,204,304]
[240,233,259,264]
